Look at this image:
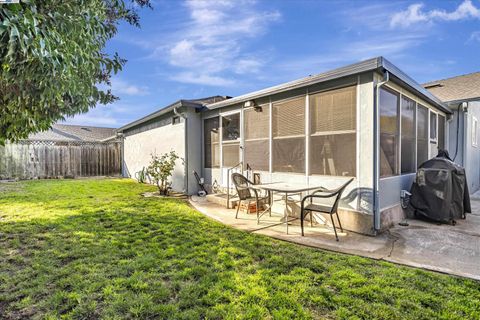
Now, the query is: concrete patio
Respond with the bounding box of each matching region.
[189,196,480,281]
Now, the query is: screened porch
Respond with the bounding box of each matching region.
[202,81,371,222]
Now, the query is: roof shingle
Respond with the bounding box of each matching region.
[423,72,480,103]
[28,124,117,142]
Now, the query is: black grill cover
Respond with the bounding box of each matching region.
[409,150,471,223]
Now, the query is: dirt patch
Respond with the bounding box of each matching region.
[141,191,188,200]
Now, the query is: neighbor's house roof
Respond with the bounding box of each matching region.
[28,124,117,142]
[117,96,229,132]
[206,56,451,114]
[423,72,480,104]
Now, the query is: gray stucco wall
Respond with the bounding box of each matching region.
[464,101,480,193]
[185,108,203,195]
[447,101,480,193]
[447,107,465,167]
[122,111,186,193]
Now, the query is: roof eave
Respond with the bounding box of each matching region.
[379,57,451,114]
[205,57,382,110]
[443,96,480,106]
[117,101,184,132]
[205,56,451,114]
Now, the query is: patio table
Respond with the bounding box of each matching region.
[252,182,324,234]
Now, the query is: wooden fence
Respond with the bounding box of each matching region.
[0,140,122,180]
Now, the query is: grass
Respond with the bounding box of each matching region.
[0,179,479,319]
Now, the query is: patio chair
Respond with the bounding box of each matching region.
[231,173,270,224]
[300,178,354,241]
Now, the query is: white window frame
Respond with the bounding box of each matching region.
[382,83,447,178]
[219,111,242,168]
[202,115,221,169]
[308,85,357,178]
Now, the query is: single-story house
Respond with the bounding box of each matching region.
[120,56,454,235]
[423,72,480,193]
[1,124,121,180]
[28,124,118,142]
[117,96,229,193]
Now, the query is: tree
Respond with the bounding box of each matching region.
[147,151,182,196]
[0,0,151,144]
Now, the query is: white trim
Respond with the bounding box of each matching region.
[308,82,358,96]
[311,130,356,136]
[398,89,402,175]
[219,109,241,117]
[428,110,438,158]
[240,108,244,166]
[272,135,306,139]
[472,116,478,147]
[305,90,310,178]
[384,82,447,117]
[414,101,418,169]
[269,98,273,173]
[356,77,360,181]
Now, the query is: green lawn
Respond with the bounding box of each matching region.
[0,179,478,319]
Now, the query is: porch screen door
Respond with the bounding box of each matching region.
[221,113,241,168]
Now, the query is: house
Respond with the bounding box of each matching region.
[117,96,229,193]
[423,72,480,193]
[28,124,118,142]
[120,57,451,235]
[1,124,121,180]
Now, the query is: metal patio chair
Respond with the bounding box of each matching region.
[300,178,354,241]
[231,173,270,224]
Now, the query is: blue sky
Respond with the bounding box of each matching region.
[64,0,480,128]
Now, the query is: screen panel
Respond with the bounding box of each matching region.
[438,115,445,150]
[272,96,305,137]
[222,113,240,141]
[222,143,240,167]
[379,88,399,177]
[244,107,269,140]
[272,137,305,173]
[310,86,356,134]
[244,140,269,171]
[401,96,416,174]
[417,104,429,167]
[310,133,356,176]
[204,117,219,168]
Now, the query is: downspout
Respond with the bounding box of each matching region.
[373,70,389,233]
[452,103,463,162]
[174,107,188,194]
[462,102,469,169]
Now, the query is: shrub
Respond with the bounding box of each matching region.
[146,151,182,195]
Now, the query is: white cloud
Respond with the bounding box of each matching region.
[110,78,149,96]
[63,102,153,128]
[63,114,119,127]
[469,30,480,42]
[164,0,280,86]
[170,72,235,87]
[391,0,480,28]
[276,34,424,77]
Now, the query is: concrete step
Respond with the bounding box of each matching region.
[206,193,239,208]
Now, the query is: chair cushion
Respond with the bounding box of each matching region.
[304,203,333,214]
